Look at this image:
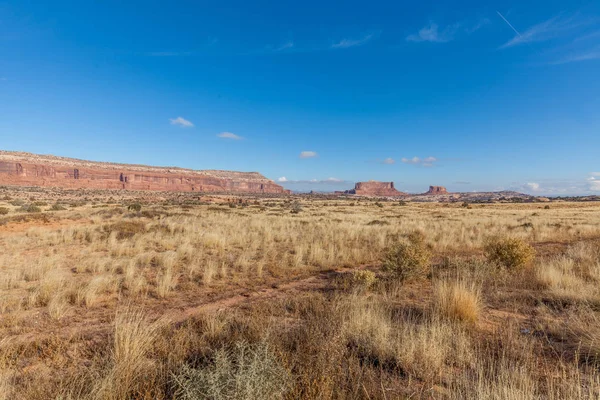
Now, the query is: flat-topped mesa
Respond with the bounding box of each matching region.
[346,181,406,196]
[0,150,288,194]
[425,186,448,195]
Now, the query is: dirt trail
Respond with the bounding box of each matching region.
[1,267,361,351]
[168,268,345,325]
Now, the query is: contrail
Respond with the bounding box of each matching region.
[496,11,522,38]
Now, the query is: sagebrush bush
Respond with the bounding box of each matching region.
[19,204,42,213]
[128,203,142,212]
[174,340,292,400]
[0,207,8,215]
[349,269,377,290]
[484,236,536,270]
[382,231,431,282]
[103,221,147,239]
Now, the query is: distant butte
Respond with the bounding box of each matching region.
[345,181,406,196]
[0,150,288,194]
[425,186,448,195]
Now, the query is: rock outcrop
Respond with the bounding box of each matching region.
[425,186,448,195]
[0,151,288,194]
[346,181,406,196]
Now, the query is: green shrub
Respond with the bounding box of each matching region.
[10,199,25,207]
[350,270,377,290]
[0,207,8,215]
[290,201,302,214]
[50,203,67,211]
[19,204,42,213]
[128,203,142,212]
[484,236,536,270]
[103,221,147,240]
[382,231,431,282]
[174,340,292,400]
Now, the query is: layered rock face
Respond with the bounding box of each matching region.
[425,186,448,195]
[0,151,288,194]
[346,181,406,196]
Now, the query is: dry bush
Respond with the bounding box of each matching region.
[433,278,482,324]
[484,236,536,270]
[347,269,377,291]
[382,231,431,282]
[0,207,8,215]
[103,220,147,240]
[173,340,292,400]
[19,204,42,213]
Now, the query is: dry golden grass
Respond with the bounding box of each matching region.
[433,278,482,324]
[1,188,600,398]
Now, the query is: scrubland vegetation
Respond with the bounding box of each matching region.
[1,187,600,398]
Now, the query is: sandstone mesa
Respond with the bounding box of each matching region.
[345,181,407,196]
[0,151,288,194]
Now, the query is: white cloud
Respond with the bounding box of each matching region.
[588,173,600,191]
[553,46,600,64]
[382,158,395,165]
[590,180,600,192]
[170,117,194,128]
[401,156,437,167]
[406,22,460,43]
[299,151,318,159]
[499,14,590,49]
[217,132,243,140]
[277,177,288,183]
[274,41,294,51]
[407,19,488,43]
[332,33,376,49]
[524,182,541,191]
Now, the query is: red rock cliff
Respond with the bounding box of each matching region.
[0,151,288,194]
[346,181,406,196]
[425,186,448,195]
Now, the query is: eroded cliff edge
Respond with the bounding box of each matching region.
[0,151,288,193]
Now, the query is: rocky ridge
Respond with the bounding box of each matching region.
[0,151,288,194]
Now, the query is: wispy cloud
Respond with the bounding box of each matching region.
[169,117,194,128]
[274,41,294,51]
[299,151,318,159]
[382,158,395,165]
[278,177,288,183]
[454,181,471,185]
[401,156,437,167]
[217,132,243,140]
[406,19,488,43]
[332,32,378,49]
[551,46,600,64]
[406,22,459,43]
[524,182,541,191]
[498,13,593,49]
[588,173,600,191]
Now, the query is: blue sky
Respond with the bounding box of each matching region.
[1,0,599,194]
